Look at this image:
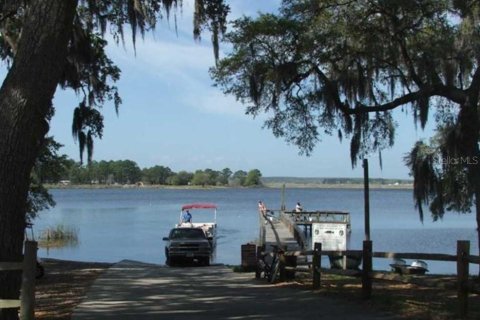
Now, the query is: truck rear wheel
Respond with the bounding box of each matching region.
[168,257,177,266]
[165,249,175,266]
[201,257,210,266]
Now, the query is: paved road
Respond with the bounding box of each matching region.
[72,260,399,320]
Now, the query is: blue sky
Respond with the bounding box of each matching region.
[11,0,435,179]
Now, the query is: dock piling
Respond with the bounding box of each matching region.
[456,240,470,318]
[313,242,321,289]
[362,240,372,299]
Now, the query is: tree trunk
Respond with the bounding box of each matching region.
[454,89,480,278]
[476,186,480,277]
[0,1,77,319]
[461,96,480,277]
[472,126,480,277]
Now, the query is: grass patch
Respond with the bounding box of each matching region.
[38,225,79,248]
[291,272,480,319]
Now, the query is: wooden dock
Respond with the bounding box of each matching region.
[259,211,302,252]
[257,210,355,253]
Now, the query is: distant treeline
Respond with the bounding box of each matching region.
[261,177,412,185]
[43,159,263,187]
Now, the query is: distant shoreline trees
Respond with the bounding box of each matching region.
[42,157,263,187]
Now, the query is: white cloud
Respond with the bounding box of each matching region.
[107,30,250,118]
[109,35,213,73]
[180,85,246,116]
[103,1,283,120]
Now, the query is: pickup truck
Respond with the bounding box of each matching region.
[163,227,212,266]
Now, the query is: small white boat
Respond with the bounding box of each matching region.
[328,253,362,270]
[409,260,429,274]
[390,259,428,275]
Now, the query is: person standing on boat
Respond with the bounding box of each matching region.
[295,202,303,213]
[182,210,192,223]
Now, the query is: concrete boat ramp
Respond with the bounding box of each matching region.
[72,260,398,320]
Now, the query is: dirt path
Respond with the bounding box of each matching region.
[35,259,113,319]
[72,260,398,320]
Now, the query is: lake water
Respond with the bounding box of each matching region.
[33,188,479,275]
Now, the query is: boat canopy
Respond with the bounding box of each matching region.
[181,203,217,211]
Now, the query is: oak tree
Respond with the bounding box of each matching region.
[211,0,480,269]
[0,1,228,318]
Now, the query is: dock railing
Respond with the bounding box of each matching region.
[263,240,479,319]
[0,241,37,320]
[282,210,351,225]
[279,212,307,250]
[258,209,280,248]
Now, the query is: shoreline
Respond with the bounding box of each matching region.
[263,183,413,189]
[46,183,413,190]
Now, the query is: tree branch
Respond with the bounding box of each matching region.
[354,85,466,114]
[468,66,480,96]
[372,2,424,87]
[0,9,18,24]
[354,91,423,113]
[0,27,18,54]
[312,65,351,114]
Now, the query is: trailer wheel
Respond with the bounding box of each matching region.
[201,257,210,266]
[36,262,45,279]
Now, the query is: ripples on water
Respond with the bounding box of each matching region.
[34,188,478,274]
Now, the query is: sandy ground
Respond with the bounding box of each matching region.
[35,259,112,320]
[34,259,479,320]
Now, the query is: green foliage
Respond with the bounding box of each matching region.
[405,132,474,222]
[0,0,229,164]
[191,169,210,186]
[32,137,72,184]
[38,224,79,248]
[405,141,441,222]
[142,165,173,184]
[168,170,194,186]
[218,167,232,185]
[111,160,142,184]
[27,137,72,222]
[68,159,142,184]
[244,169,262,186]
[230,170,247,186]
[211,0,478,160]
[69,162,93,184]
[94,160,114,184]
[60,159,259,187]
[190,168,234,186]
[27,181,54,223]
[193,0,230,62]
